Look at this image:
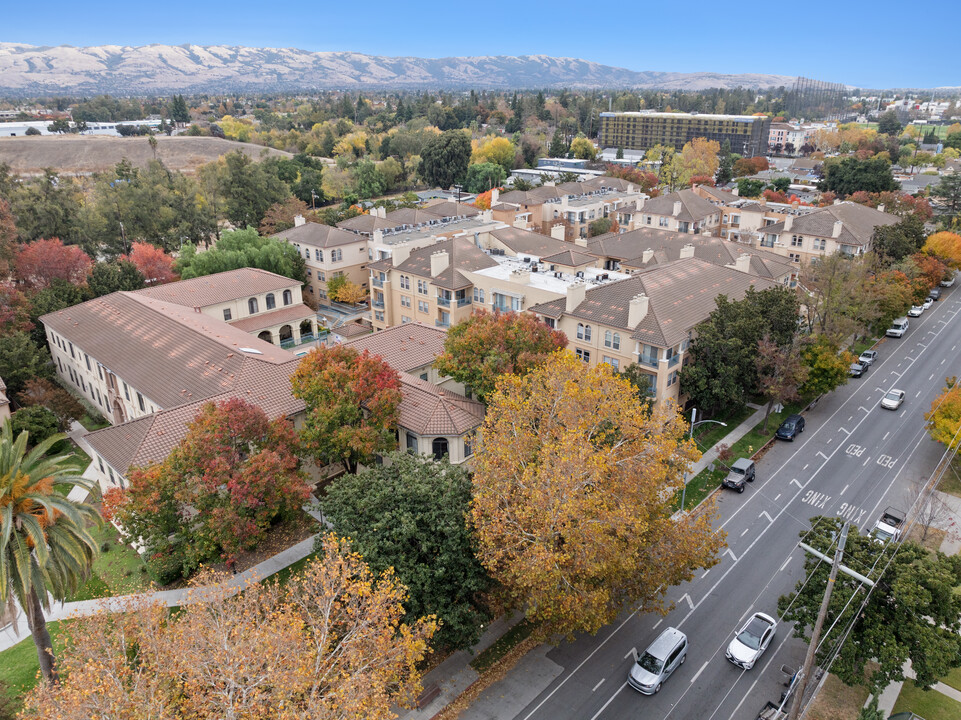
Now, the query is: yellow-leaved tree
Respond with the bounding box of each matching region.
[677,137,720,186]
[471,351,724,636]
[21,534,436,720]
[925,377,961,450]
[471,136,516,173]
[923,231,961,269]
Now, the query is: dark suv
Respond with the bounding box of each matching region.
[776,414,805,441]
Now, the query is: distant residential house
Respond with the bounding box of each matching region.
[633,189,720,235]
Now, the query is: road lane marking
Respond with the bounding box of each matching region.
[681,594,694,610]
[760,511,774,522]
[700,569,710,578]
[779,556,792,573]
[653,619,663,629]
[930,373,935,381]
[817,451,828,460]
[774,493,781,501]
[847,415,852,422]
[592,678,605,692]
[802,464,809,470]
[841,484,849,495]
[791,478,804,488]
[943,359,947,365]
[726,549,738,562]
[740,528,749,537]
[588,683,625,720]
[625,648,637,661]
[690,661,709,684]
[863,457,870,466]
[916,390,922,397]
[883,431,890,440]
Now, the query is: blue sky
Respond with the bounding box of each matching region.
[4,1,958,89]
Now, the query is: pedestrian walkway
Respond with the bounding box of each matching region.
[0,500,328,653]
[685,403,768,480]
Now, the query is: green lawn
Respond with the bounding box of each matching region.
[272,551,319,586]
[68,523,152,601]
[849,337,878,357]
[690,404,755,453]
[894,681,961,720]
[0,621,66,700]
[77,412,110,431]
[940,665,961,693]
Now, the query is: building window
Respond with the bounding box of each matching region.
[266,293,276,310]
[576,323,592,341]
[406,432,419,453]
[137,392,145,412]
[315,249,323,261]
[645,215,653,225]
[575,348,591,362]
[84,353,91,371]
[331,249,343,262]
[223,308,232,321]
[401,315,412,323]
[319,271,326,282]
[400,275,410,289]
[464,432,475,458]
[791,235,803,247]
[374,311,385,322]
[401,295,411,308]
[789,253,801,263]
[418,279,428,295]
[283,289,292,306]
[602,356,620,371]
[418,300,429,313]
[431,437,449,460]
[97,364,103,380]
[813,238,826,251]
[473,287,485,303]
[659,217,669,227]
[604,331,620,350]
[667,370,679,387]
[543,317,556,329]
[248,297,259,314]
[69,342,75,359]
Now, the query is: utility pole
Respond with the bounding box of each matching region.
[788,524,849,720]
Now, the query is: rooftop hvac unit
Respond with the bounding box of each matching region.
[523,257,531,263]
[600,273,609,280]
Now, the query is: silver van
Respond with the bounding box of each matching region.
[886,317,909,338]
[628,626,688,694]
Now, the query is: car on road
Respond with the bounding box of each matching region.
[871,507,905,544]
[775,414,805,441]
[849,361,869,378]
[628,627,687,694]
[923,298,934,310]
[928,287,941,302]
[726,612,777,670]
[722,458,755,493]
[908,305,924,317]
[886,317,909,338]
[858,350,878,366]
[881,389,905,410]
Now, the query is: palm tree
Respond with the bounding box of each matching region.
[0,421,100,683]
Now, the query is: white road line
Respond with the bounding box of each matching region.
[847,415,852,422]
[700,569,710,579]
[690,661,709,684]
[779,556,792,573]
[624,648,637,661]
[930,373,935,381]
[802,464,809,470]
[916,390,922,397]
[653,619,663,629]
[588,683,625,720]
[817,451,828,460]
[883,431,890,440]
[841,484,849,495]
[791,478,804,488]
[943,359,947,365]
[759,511,774,523]
[839,427,850,434]
[681,593,694,610]
[741,527,749,537]
[592,678,605,692]
[725,549,738,562]
[863,457,870,466]
[901,409,907,418]
[774,493,781,501]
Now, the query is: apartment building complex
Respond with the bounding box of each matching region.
[631,189,721,234]
[598,112,771,157]
[529,258,777,406]
[274,218,370,306]
[691,184,819,244]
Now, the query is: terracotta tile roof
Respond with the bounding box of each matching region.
[490,227,572,257]
[418,201,481,218]
[85,357,304,473]
[41,292,292,409]
[273,222,364,248]
[135,268,298,308]
[583,176,634,192]
[530,257,777,348]
[640,189,719,223]
[393,237,498,286]
[540,249,596,268]
[337,214,393,233]
[696,185,741,205]
[228,304,316,332]
[338,322,373,338]
[761,202,898,247]
[344,323,446,373]
[397,373,485,435]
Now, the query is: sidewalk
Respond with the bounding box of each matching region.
[0,500,328,653]
[686,403,768,479]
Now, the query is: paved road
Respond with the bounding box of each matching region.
[514,287,961,720]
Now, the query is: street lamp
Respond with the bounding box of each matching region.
[680,407,727,512]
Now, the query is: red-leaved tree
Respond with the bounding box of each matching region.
[0,281,33,334]
[122,241,179,285]
[14,238,93,289]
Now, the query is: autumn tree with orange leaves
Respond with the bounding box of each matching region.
[20,534,437,720]
[471,351,723,635]
[14,237,93,289]
[292,345,402,474]
[121,241,179,285]
[926,377,961,451]
[924,231,961,269]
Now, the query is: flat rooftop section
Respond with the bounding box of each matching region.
[600,111,765,121]
[473,253,630,294]
[378,216,499,246]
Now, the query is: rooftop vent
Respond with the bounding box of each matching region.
[238,347,264,355]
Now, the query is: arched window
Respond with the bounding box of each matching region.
[577,323,591,341]
[258,330,273,344]
[283,289,293,306]
[248,297,259,314]
[431,437,449,461]
[265,293,276,310]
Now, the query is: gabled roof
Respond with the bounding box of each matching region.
[695,184,741,205]
[273,221,364,248]
[336,213,393,233]
[392,237,498,288]
[135,268,298,308]
[85,357,304,473]
[398,373,485,436]
[582,176,634,192]
[228,304,316,333]
[420,201,481,219]
[41,292,292,409]
[540,249,596,268]
[761,202,898,246]
[344,323,446,374]
[489,227,572,257]
[530,258,777,348]
[639,189,719,223]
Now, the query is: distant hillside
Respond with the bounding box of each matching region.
[0,43,798,94]
[0,135,290,175]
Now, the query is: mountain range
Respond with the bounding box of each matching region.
[0,43,798,95]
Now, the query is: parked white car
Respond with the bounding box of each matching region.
[881,389,905,410]
[726,612,777,670]
[908,305,924,317]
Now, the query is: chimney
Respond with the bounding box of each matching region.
[636,197,646,211]
[293,214,306,227]
[550,224,567,241]
[642,248,654,263]
[373,229,384,244]
[566,282,587,312]
[759,195,767,206]
[430,250,450,276]
[832,220,843,238]
[734,253,752,274]
[679,243,695,259]
[574,236,588,247]
[392,246,411,266]
[784,215,793,231]
[732,187,740,197]
[628,293,650,328]
[877,203,885,214]
[491,188,500,206]
[672,200,682,217]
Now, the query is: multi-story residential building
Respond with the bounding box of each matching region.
[273,218,369,306]
[529,258,777,406]
[631,189,721,235]
[598,112,771,157]
[587,228,797,287]
[336,204,481,238]
[757,202,899,265]
[691,184,818,243]
[768,123,812,155]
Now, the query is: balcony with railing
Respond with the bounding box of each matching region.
[456,297,472,307]
[437,295,451,307]
[638,353,659,368]
[371,277,385,288]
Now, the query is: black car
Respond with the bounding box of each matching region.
[776,414,805,441]
[929,287,941,302]
[849,361,868,378]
